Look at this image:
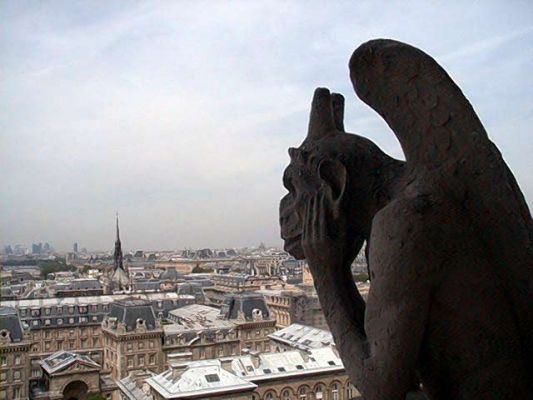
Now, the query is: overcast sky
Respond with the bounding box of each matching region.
[1,1,532,252]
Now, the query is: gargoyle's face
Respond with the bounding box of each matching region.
[279,148,321,260]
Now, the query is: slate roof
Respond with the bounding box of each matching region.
[220,292,271,321]
[0,292,196,330]
[176,283,205,302]
[0,306,24,342]
[108,299,158,331]
[160,268,183,281]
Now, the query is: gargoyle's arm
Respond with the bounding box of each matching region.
[309,198,440,400]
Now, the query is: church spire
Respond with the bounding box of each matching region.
[115,212,120,243]
[113,213,124,271]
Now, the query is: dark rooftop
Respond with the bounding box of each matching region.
[108,298,157,331]
[0,306,25,342]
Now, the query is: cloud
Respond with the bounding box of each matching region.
[1,0,532,250]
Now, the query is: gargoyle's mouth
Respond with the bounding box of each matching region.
[282,234,304,259]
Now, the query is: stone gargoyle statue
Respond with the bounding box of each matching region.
[279,39,532,399]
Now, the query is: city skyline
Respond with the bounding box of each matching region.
[2,1,532,251]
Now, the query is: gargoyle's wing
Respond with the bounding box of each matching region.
[349,39,533,362]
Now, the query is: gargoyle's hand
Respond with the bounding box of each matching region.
[301,185,353,271]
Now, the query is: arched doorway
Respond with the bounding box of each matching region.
[62,380,89,400]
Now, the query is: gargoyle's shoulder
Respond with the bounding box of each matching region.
[372,190,462,247]
[376,191,447,223]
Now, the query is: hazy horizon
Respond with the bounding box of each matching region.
[2,1,532,252]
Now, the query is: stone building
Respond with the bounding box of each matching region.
[0,292,195,383]
[53,278,104,298]
[102,299,165,380]
[220,293,276,353]
[205,274,284,307]
[0,307,31,400]
[163,294,276,362]
[258,287,327,330]
[145,347,360,400]
[32,351,116,400]
[164,304,240,361]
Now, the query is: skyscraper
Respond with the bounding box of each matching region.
[73,242,78,253]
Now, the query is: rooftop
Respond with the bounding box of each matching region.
[269,323,335,350]
[146,347,344,398]
[41,351,101,374]
[0,306,25,342]
[147,360,257,399]
[166,304,234,333]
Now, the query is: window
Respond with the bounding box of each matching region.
[246,366,254,372]
[263,368,272,374]
[0,372,6,382]
[278,367,286,372]
[205,374,220,383]
[127,343,133,351]
[315,384,324,400]
[0,356,6,366]
[328,360,336,365]
[298,387,308,400]
[13,387,21,399]
[0,389,6,400]
[13,370,21,381]
[296,364,304,370]
[127,356,133,368]
[331,383,339,400]
[138,355,144,366]
[282,389,292,400]
[149,354,155,365]
[265,393,274,400]
[139,341,144,350]
[57,318,63,325]
[149,340,154,349]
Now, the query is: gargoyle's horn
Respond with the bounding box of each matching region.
[307,88,336,140]
[332,93,345,131]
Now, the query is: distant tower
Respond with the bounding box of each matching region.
[110,213,129,292]
[73,242,78,253]
[113,214,123,271]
